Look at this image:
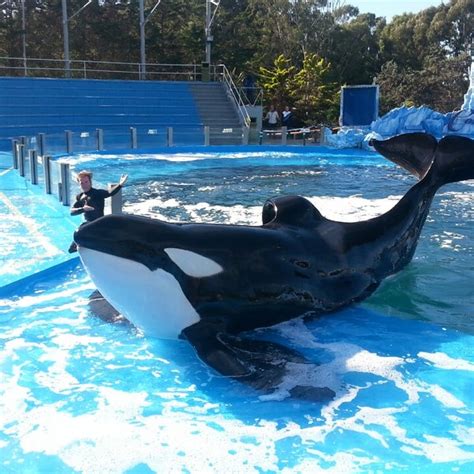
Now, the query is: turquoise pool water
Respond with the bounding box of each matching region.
[1,148,473,472]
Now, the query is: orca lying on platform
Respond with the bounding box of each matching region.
[74,133,473,390]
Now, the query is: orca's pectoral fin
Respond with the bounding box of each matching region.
[88,290,129,324]
[181,322,250,378]
[182,322,312,391]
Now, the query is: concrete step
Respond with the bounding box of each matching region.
[189,82,243,145]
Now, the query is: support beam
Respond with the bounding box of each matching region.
[205,0,220,64]
[62,0,91,78]
[139,0,162,80]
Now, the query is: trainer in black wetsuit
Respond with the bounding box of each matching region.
[68,170,128,252]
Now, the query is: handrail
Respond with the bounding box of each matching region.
[237,86,263,107]
[215,64,251,128]
[0,56,201,81]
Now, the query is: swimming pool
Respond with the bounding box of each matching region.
[1,148,473,472]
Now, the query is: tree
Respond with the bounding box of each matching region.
[290,53,339,124]
[376,53,470,114]
[258,54,295,108]
[326,12,385,85]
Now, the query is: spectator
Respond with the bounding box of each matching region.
[265,105,280,129]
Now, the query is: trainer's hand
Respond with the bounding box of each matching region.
[119,174,128,186]
[83,205,95,211]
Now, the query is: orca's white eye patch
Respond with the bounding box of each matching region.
[164,248,223,277]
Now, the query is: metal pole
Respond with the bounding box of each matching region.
[108,183,122,215]
[12,139,18,169]
[44,156,52,194]
[18,144,25,177]
[205,0,211,64]
[139,0,162,80]
[204,126,210,146]
[139,0,145,80]
[281,126,287,145]
[61,0,91,78]
[37,133,45,157]
[205,1,220,64]
[60,162,71,206]
[65,130,73,153]
[62,0,70,78]
[96,128,104,151]
[167,127,173,146]
[21,0,27,76]
[29,150,38,184]
[130,127,138,149]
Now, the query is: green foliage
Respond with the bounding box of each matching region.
[258,53,339,125]
[290,53,339,125]
[376,53,470,114]
[258,54,295,107]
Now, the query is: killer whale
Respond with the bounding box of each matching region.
[74,133,474,385]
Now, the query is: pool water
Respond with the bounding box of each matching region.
[1,149,473,472]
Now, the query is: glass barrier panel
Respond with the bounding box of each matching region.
[42,132,68,155]
[173,127,205,146]
[70,130,99,152]
[48,159,62,201]
[101,128,131,150]
[137,128,167,148]
[209,127,245,146]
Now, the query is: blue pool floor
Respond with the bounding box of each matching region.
[0,152,78,288]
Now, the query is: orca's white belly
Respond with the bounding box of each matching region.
[79,248,201,339]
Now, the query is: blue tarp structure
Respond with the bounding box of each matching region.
[340,85,379,127]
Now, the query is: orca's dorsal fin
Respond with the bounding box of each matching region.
[262,195,324,227]
[370,132,438,179]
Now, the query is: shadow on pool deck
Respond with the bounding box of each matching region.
[0,151,79,288]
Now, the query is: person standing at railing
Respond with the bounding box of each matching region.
[282,105,293,129]
[68,170,128,253]
[265,105,280,129]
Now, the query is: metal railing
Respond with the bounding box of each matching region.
[0,57,216,81]
[237,86,264,107]
[217,64,251,128]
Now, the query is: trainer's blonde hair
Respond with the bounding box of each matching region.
[76,170,93,182]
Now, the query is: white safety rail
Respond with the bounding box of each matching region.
[215,64,251,128]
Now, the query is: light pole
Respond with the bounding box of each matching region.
[139,0,162,80]
[21,0,26,76]
[205,0,220,64]
[61,0,91,78]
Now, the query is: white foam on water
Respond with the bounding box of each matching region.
[124,194,401,227]
[12,390,381,473]
[69,151,313,166]
[0,282,93,310]
[2,308,473,472]
[418,351,474,371]
[257,319,473,462]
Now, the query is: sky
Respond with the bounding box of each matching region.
[345,0,445,20]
